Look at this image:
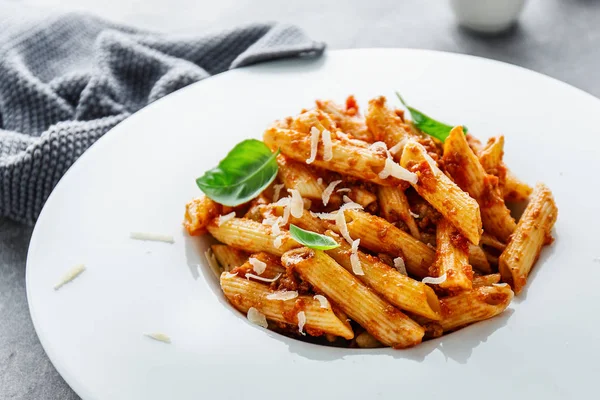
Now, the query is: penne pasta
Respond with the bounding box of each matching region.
[276,155,327,200]
[264,127,406,186]
[478,136,505,179]
[431,219,473,291]
[499,183,558,294]
[400,141,482,244]
[324,232,441,320]
[207,217,299,256]
[184,196,221,236]
[478,136,532,203]
[503,170,533,202]
[481,232,507,251]
[346,186,378,208]
[440,285,514,332]
[211,245,249,272]
[366,96,413,150]
[442,126,516,242]
[343,209,435,279]
[469,244,492,274]
[377,186,420,239]
[221,273,354,339]
[472,273,502,288]
[188,93,557,350]
[282,248,424,348]
[316,97,373,142]
[290,109,337,134]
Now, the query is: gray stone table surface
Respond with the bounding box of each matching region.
[1,0,599,398]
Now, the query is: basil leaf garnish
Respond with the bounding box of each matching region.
[196,139,279,206]
[396,92,467,142]
[289,224,340,250]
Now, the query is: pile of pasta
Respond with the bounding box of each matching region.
[184,95,558,349]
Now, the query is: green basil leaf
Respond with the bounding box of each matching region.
[396,92,467,142]
[196,139,279,206]
[289,224,340,250]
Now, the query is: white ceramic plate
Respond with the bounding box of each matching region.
[27,49,600,400]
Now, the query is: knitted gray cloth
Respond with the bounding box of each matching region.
[0,11,325,225]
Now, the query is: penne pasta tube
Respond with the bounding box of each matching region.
[431,219,473,291]
[443,126,516,242]
[347,186,378,208]
[220,273,354,339]
[499,183,558,294]
[478,135,532,203]
[377,186,420,239]
[344,209,435,279]
[316,97,373,142]
[211,245,249,272]
[277,155,326,200]
[503,170,533,202]
[472,273,502,288]
[485,251,499,267]
[289,109,337,134]
[324,232,441,320]
[400,140,482,244]
[263,127,405,186]
[479,136,505,178]
[282,248,424,348]
[469,244,492,274]
[207,217,300,256]
[481,232,507,251]
[366,96,413,150]
[184,196,221,236]
[440,285,514,332]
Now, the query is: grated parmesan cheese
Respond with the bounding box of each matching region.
[297,311,307,335]
[313,295,329,308]
[312,211,338,220]
[335,211,353,245]
[272,183,285,202]
[422,273,447,285]
[144,332,171,344]
[273,235,285,249]
[378,158,418,184]
[223,271,238,278]
[393,257,407,275]
[350,239,364,275]
[322,180,342,206]
[339,201,363,212]
[130,232,174,243]
[409,210,420,219]
[388,138,410,156]
[54,264,86,290]
[246,273,282,283]
[288,189,304,218]
[336,188,351,193]
[266,290,299,301]
[306,127,320,164]
[217,212,236,226]
[247,307,268,328]
[369,141,391,158]
[204,249,222,278]
[322,129,333,161]
[249,257,267,275]
[317,178,323,185]
[275,197,291,224]
[493,283,510,288]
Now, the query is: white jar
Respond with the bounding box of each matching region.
[450,0,527,34]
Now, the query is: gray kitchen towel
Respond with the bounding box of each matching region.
[0,9,325,225]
